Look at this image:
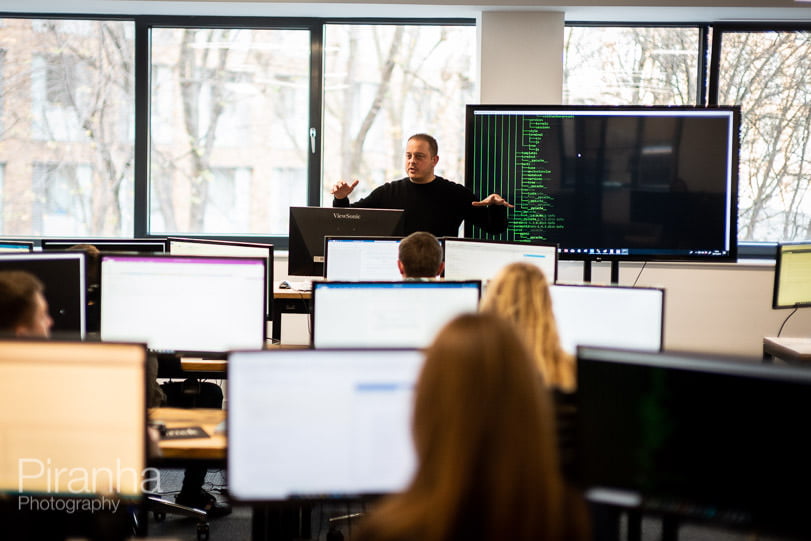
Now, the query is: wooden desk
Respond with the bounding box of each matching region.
[763,336,811,364]
[179,358,228,373]
[149,407,225,461]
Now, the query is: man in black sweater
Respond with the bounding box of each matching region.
[331,133,512,237]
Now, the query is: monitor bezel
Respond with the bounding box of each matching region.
[288,207,406,277]
[98,253,268,356]
[772,241,811,309]
[464,104,740,263]
[0,252,87,339]
[0,240,35,252]
[41,238,168,253]
[440,236,559,283]
[550,283,665,353]
[310,279,482,349]
[226,347,423,503]
[167,236,274,319]
[324,235,405,281]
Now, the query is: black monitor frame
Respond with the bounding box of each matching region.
[464,104,740,263]
[0,240,34,252]
[288,207,405,277]
[772,241,811,309]
[575,346,811,537]
[0,252,86,339]
[41,238,168,253]
[168,236,274,319]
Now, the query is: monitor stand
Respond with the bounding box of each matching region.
[582,260,620,284]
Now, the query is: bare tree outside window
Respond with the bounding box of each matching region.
[149,27,309,236]
[718,31,811,242]
[564,26,699,106]
[0,18,134,236]
[322,24,476,203]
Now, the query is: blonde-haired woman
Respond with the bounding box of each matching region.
[355,313,588,541]
[480,262,576,391]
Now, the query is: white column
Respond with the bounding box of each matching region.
[477,11,565,104]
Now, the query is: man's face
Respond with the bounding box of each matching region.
[404,138,439,184]
[17,292,53,338]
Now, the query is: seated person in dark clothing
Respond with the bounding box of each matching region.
[0,270,53,338]
[331,133,512,237]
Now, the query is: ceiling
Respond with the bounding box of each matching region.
[2,0,811,23]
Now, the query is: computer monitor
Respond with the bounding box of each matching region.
[228,348,423,501]
[442,237,558,282]
[465,105,739,262]
[41,238,167,253]
[312,280,481,348]
[324,236,403,281]
[288,207,405,276]
[168,237,274,318]
[550,284,664,353]
[0,253,86,339]
[0,240,34,253]
[772,242,811,308]
[576,346,811,537]
[100,254,266,355]
[0,339,146,500]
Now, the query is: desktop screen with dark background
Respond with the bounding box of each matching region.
[465,108,737,260]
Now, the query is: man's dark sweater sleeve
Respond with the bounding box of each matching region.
[467,203,508,234]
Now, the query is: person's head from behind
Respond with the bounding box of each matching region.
[480,262,574,391]
[362,313,570,541]
[397,231,444,279]
[404,133,439,184]
[0,271,53,338]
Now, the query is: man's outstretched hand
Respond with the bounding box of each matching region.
[472,193,514,208]
[330,179,360,200]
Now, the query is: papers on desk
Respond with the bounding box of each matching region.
[161,426,209,440]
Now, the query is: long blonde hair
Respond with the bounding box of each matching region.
[480,262,576,391]
[356,313,587,541]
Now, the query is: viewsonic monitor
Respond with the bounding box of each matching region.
[442,237,558,282]
[168,237,274,318]
[0,240,33,253]
[0,253,86,339]
[312,281,481,348]
[100,254,266,355]
[288,207,405,276]
[228,348,423,501]
[550,284,664,353]
[576,346,811,537]
[465,105,739,262]
[0,339,146,499]
[773,242,811,308]
[41,238,167,253]
[324,236,403,281]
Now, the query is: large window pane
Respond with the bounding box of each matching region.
[564,26,700,105]
[149,27,310,235]
[0,18,134,236]
[718,31,811,242]
[322,24,476,203]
